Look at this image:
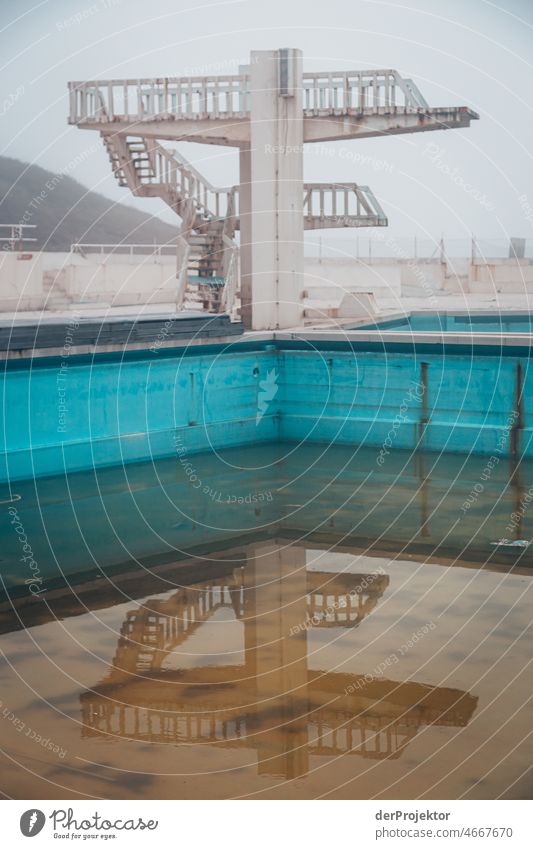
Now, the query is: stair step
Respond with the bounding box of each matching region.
[188,276,225,285]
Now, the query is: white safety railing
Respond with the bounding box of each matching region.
[306,234,533,261]
[70,243,176,257]
[153,141,237,220]
[303,183,387,226]
[219,236,239,314]
[0,224,37,251]
[301,69,429,113]
[103,135,238,222]
[68,69,432,124]
[69,76,248,123]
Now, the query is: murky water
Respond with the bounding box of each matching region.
[0,444,531,799]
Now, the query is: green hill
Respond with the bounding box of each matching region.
[0,156,177,251]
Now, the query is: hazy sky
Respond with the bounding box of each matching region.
[1,0,533,248]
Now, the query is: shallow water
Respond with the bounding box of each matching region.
[0,444,531,799]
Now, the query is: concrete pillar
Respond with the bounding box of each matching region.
[244,540,309,778]
[243,48,304,330]
[239,147,252,329]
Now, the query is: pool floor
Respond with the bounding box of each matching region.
[0,443,532,799]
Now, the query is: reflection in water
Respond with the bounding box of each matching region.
[0,443,531,799]
[80,542,477,779]
[1,443,532,602]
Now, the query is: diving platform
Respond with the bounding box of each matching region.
[69,50,478,329]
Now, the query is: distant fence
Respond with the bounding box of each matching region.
[307,235,533,261]
[0,224,37,252]
[70,242,176,258]
[4,235,525,263]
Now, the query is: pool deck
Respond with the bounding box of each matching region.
[1,292,532,359]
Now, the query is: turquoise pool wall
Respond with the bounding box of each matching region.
[2,444,530,596]
[0,452,281,593]
[356,313,533,333]
[1,346,280,482]
[1,341,532,482]
[279,348,533,457]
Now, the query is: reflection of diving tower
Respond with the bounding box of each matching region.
[80,542,477,779]
[68,49,478,328]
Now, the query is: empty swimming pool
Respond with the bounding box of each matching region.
[354,313,533,333]
[1,332,532,801]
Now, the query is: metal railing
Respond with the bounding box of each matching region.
[102,134,238,221]
[303,183,387,227]
[219,236,239,314]
[68,68,431,124]
[301,69,429,114]
[305,235,533,261]
[155,141,237,220]
[71,243,176,257]
[0,224,37,251]
[69,75,248,123]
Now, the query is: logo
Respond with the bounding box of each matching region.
[20,810,46,837]
[256,368,279,424]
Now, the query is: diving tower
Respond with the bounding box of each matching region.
[68,48,478,329]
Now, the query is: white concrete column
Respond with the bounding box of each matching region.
[238,146,252,328]
[246,48,304,330]
[244,541,309,777]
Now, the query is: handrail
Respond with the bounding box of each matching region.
[69,75,248,123]
[219,235,239,314]
[71,243,176,256]
[301,69,426,112]
[303,183,387,224]
[68,68,432,124]
[139,139,237,220]
[0,224,37,251]
[175,199,196,308]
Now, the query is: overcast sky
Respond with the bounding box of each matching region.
[2,0,533,250]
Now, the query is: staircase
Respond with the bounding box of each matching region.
[100,132,239,313]
[182,220,227,311]
[97,133,387,316]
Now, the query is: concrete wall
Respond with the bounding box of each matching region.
[50,259,179,306]
[0,449,280,594]
[1,341,532,483]
[4,252,529,313]
[0,347,279,481]
[0,252,44,311]
[3,419,531,595]
[279,347,532,457]
[304,258,402,298]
